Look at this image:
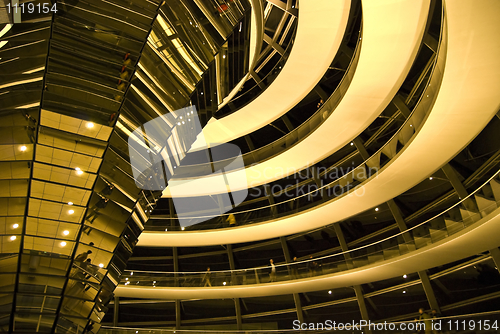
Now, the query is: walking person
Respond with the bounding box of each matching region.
[269,259,276,282]
[415,308,432,334]
[430,309,441,334]
[226,213,237,227]
[307,255,318,277]
[203,267,212,287]
[291,256,299,278]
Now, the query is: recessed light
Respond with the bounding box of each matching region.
[63,230,69,236]
[375,208,379,212]
[429,177,433,180]
[20,145,27,151]
[125,278,128,280]
[68,202,73,205]
[76,170,83,175]
[86,122,94,128]
[99,263,104,268]
[60,241,67,247]
[403,274,407,278]
[181,227,185,230]
[350,142,354,146]
[68,210,74,214]
[75,167,81,171]
[165,228,168,231]
[13,223,19,229]
[223,282,226,285]
[131,272,134,275]
[403,290,406,294]
[10,236,17,241]
[328,290,332,294]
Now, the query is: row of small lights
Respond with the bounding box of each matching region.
[19,122,95,153]
[16,124,105,263]
[20,147,86,178]
[122,271,409,291]
[176,111,194,126]
[327,274,408,295]
[163,227,185,231]
[8,225,105,267]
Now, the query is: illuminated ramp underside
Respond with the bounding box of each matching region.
[187,0,351,149]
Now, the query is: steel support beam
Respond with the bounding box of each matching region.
[441,163,477,210]
[423,34,439,53]
[309,167,326,199]
[293,293,304,323]
[175,299,181,329]
[282,115,294,131]
[227,244,237,285]
[387,199,414,245]
[267,0,298,17]
[441,164,468,199]
[418,270,440,313]
[353,137,370,161]
[353,285,371,329]
[264,184,278,215]
[234,298,243,330]
[173,247,181,329]
[314,86,329,102]
[113,296,119,327]
[392,94,412,119]
[169,198,176,227]
[280,236,304,322]
[334,224,372,333]
[280,236,292,263]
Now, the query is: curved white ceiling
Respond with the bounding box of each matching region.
[140,0,500,247]
[186,0,350,149]
[162,0,430,198]
[118,206,500,299]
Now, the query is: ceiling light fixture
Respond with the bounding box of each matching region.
[20,145,27,151]
[68,202,73,205]
[63,230,69,236]
[99,263,104,268]
[13,223,19,229]
[60,241,67,247]
[68,210,74,214]
[10,236,16,241]
[86,122,94,128]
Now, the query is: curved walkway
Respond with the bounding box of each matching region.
[162,0,429,198]
[185,0,351,149]
[139,0,500,247]
[118,205,500,299]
